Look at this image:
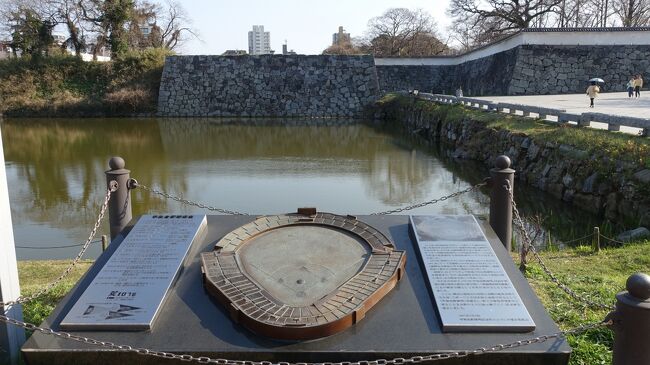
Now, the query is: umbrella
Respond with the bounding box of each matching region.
[589,78,605,83]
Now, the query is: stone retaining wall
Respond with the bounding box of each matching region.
[376,45,650,96]
[509,45,650,95]
[370,96,650,226]
[158,55,379,117]
[376,65,452,94]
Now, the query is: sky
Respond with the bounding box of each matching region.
[179,0,452,55]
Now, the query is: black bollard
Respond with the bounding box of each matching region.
[609,273,650,365]
[489,155,515,250]
[105,157,133,240]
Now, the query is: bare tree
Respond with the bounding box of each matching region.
[361,8,448,57]
[611,0,650,26]
[129,0,196,51]
[448,0,564,35]
[52,0,85,55]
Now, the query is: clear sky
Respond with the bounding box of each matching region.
[179,0,452,55]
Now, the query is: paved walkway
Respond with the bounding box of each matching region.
[474,92,650,119]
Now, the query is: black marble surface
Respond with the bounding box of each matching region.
[22,215,570,365]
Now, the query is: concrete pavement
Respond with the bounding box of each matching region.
[474,92,650,119]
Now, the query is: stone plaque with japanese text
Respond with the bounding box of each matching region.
[60,215,207,330]
[410,215,535,332]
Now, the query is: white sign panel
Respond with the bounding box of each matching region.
[410,215,535,332]
[61,215,207,330]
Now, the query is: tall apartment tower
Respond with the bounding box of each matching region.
[332,26,351,46]
[248,25,271,55]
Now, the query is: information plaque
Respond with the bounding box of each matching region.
[410,215,535,332]
[60,215,207,330]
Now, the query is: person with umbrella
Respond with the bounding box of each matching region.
[634,74,643,98]
[586,78,602,108]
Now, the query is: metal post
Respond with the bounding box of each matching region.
[609,273,650,365]
[592,227,600,252]
[489,155,515,250]
[105,157,133,240]
[101,235,108,252]
[0,123,25,364]
[519,238,528,272]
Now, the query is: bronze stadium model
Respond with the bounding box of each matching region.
[200,208,406,340]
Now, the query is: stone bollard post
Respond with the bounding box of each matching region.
[609,273,650,365]
[489,155,515,250]
[105,157,133,240]
[592,227,600,252]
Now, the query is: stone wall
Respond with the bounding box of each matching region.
[370,96,650,226]
[376,45,650,96]
[508,45,650,95]
[158,55,379,117]
[376,65,453,94]
[377,48,520,96]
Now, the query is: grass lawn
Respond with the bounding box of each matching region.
[14,239,650,365]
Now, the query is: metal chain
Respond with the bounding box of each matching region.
[0,184,116,308]
[370,182,487,215]
[599,233,629,246]
[555,232,595,246]
[134,180,485,217]
[134,182,248,216]
[15,239,102,250]
[506,181,615,311]
[0,311,609,364]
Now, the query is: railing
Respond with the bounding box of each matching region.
[413,92,650,136]
[1,156,649,365]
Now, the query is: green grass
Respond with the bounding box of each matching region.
[17,260,93,326]
[520,239,650,365]
[374,94,650,169]
[14,240,650,364]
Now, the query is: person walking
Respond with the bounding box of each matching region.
[627,77,635,98]
[586,81,600,108]
[634,74,643,98]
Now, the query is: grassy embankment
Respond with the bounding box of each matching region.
[0,48,170,117]
[374,94,650,170]
[16,239,650,365]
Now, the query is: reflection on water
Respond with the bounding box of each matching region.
[2,117,604,260]
[2,118,486,259]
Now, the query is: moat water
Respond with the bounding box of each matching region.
[2,117,610,260]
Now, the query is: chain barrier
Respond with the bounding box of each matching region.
[554,232,594,246]
[133,179,486,217]
[506,181,615,311]
[0,184,116,308]
[599,233,629,246]
[133,182,248,216]
[14,239,102,250]
[0,311,609,364]
[0,178,617,363]
[370,182,487,215]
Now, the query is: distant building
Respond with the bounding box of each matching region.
[332,26,351,46]
[282,41,296,55]
[0,40,12,59]
[222,49,247,56]
[140,24,154,37]
[248,25,271,55]
[52,34,68,45]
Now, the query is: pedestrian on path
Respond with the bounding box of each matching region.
[634,74,643,98]
[586,81,600,108]
[627,77,635,98]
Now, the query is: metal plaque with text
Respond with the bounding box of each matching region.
[60,215,207,330]
[410,215,535,332]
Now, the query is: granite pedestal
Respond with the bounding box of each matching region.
[21,215,570,365]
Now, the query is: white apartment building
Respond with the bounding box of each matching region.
[248,25,271,55]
